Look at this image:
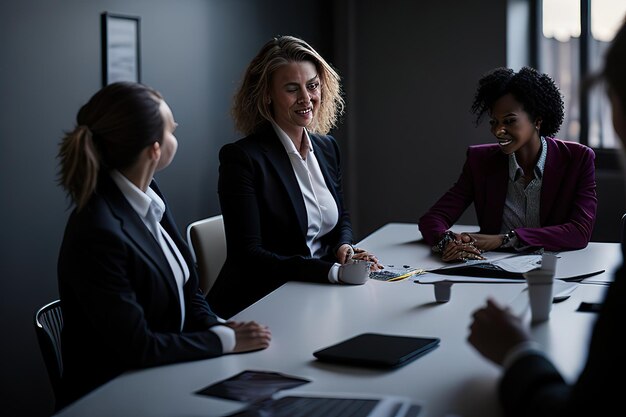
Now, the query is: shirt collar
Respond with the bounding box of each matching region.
[508,136,548,181]
[271,122,313,157]
[109,170,165,222]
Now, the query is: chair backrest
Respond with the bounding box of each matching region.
[186,214,226,296]
[35,299,64,405]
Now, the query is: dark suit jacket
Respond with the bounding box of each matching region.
[207,124,353,318]
[58,174,223,408]
[418,137,597,251]
[498,243,624,417]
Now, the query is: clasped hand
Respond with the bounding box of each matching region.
[441,232,485,262]
[441,232,505,262]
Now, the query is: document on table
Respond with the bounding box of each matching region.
[426,253,542,280]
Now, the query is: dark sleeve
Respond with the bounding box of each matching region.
[500,353,570,417]
[418,148,476,245]
[60,213,224,370]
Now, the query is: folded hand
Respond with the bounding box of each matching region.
[441,234,485,262]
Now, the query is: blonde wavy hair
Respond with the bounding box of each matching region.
[232,35,344,136]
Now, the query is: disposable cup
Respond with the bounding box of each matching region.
[523,253,557,323]
[433,281,453,303]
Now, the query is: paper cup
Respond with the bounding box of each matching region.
[434,281,453,303]
[523,253,557,323]
[526,278,554,322]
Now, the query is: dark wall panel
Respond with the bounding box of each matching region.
[0,1,329,415]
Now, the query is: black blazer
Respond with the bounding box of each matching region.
[208,124,353,318]
[58,174,223,408]
[499,244,625,416]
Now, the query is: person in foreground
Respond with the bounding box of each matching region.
[56,82,271,408]
[207,35,382,318]
[468,19,626,417]
[418,66,597,262]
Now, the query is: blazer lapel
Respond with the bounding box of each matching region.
[539,138,566,224]
[99,175,181,302]
[481,150,509,233]
[310,135,339,203]
[259,129,308,237]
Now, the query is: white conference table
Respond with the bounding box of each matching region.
[54,223,621,417]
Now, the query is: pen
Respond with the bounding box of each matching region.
[387,269,426,282]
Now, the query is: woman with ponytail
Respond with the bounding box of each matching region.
[56,82,270,410]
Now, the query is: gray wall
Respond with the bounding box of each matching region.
[340,0,507,237]
[1,0,623,416]
[0,1,331,415]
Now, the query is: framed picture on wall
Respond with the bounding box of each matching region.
[101,12,141,86]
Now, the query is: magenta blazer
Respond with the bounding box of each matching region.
[418,137,597,251]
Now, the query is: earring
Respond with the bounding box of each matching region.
[266,98,271,104]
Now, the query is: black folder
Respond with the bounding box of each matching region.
[313,333,440,368]
[429,262,527,279]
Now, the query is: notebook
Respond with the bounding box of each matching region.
[313,333,440,368]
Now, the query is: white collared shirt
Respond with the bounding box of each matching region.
[109,170,235,352]
[271,123,342,283]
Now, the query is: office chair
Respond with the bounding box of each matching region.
[621,213,626,244]
[34,299,64,408]
[186,214,227,296]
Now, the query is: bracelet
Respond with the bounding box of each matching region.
[500,230,516,248]
[433,231,456,253]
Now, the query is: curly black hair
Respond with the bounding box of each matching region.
[470,66,564,137]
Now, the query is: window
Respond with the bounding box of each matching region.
[538,0,626,148]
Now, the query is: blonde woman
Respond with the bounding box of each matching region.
[208,36,382,318]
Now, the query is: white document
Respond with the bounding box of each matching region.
[491,254,542,273]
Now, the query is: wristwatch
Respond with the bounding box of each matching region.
[434,231,456,253]
[501,230,516,248]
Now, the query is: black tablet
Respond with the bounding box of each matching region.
[313,333,440,368]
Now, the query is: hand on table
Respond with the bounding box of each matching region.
[226,321,272,353]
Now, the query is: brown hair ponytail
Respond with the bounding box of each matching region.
[56,82,164,210]
[58,125,100,210]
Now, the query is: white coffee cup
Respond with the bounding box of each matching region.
[339,259,371,285]
[523,253,557,323]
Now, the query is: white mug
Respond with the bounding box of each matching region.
[339,259,371,285]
